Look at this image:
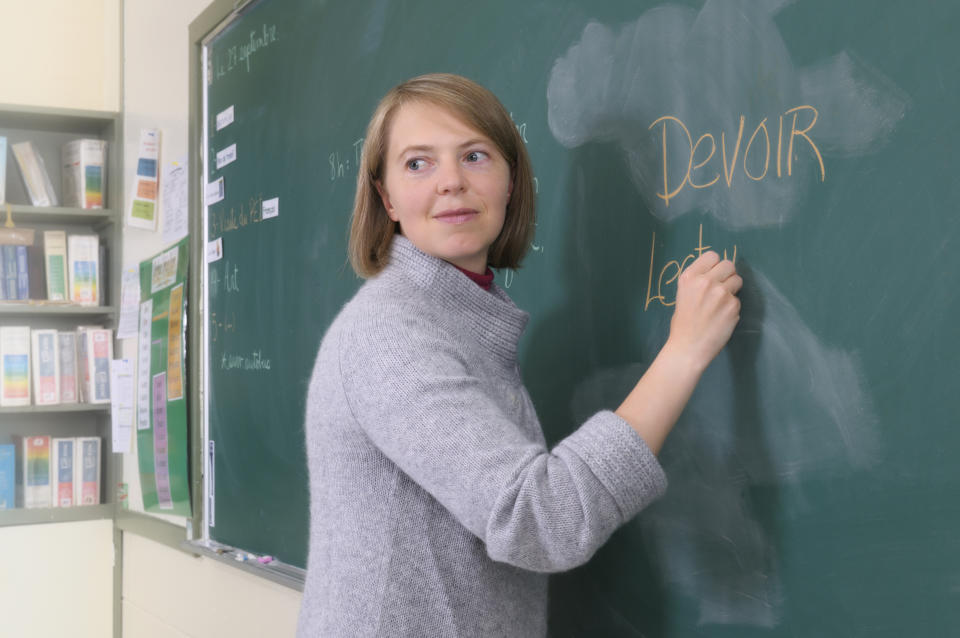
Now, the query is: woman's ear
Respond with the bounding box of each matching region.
[375,180,398,221]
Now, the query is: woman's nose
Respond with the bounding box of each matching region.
[436,161,467,195]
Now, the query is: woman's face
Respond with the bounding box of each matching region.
[377,101,512,274]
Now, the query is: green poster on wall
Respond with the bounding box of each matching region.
[137,237,190,516]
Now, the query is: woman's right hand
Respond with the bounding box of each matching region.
[664,251,742,372]
[615,251,742,453]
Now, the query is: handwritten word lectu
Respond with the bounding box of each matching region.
[645,224,737,310]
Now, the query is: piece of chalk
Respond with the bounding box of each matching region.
[257,555,274,564]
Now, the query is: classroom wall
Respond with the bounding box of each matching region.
[119,0,204,526]
[0,0,120,111]
[121,1,303,636]
[0,3,120,637]
[0,520,115,636]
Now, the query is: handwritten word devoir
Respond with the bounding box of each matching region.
[649,106,826,207]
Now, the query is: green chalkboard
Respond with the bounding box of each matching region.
[200,0,960,633]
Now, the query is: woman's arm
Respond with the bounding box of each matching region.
[616,251,742,454]
[335,301,666,573]
[329,251,737,572]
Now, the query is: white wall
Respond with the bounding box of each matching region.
[119,0,205,526]
[121,1,303,635]
[0,2,120,637]
[0,520,115,637]
[0,0,120,110]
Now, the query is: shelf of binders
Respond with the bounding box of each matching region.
[0,103,120,526]
[0,503,113,527]
[0,102,119,221]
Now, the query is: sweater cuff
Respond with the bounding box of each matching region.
[562,410,668,522]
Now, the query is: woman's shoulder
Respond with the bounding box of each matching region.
[329,273,444,345]
[317,276,464,388]
[313,278,421,376]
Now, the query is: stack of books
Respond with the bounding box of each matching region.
[0,231,103,304]
[2,138,107,209]
[0,240,43,301]
[61,139,107,209]
[0,326,113,408]
[10,141,58,207]
[0,436,101,510]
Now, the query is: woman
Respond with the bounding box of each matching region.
[297,73,741,637]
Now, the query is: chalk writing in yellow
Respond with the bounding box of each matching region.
[645,224,737,310]
[649,106,826,207]
[209,311,237,343]
[208,195,268,237]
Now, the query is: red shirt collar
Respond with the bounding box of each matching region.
[452,264,495,291]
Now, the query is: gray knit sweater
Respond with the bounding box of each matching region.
[297,235,667,637]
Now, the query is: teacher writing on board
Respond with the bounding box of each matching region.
[297,73,741,637]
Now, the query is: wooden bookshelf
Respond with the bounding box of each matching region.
[0,103,122,525]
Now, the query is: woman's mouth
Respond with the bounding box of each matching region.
[434,208,479,224]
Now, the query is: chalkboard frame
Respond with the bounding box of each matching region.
[186,0,307,588]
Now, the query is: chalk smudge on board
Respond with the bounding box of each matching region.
[570,272,879,626]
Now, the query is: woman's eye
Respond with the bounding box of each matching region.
[465,150,488,163]
[406,158,426,171]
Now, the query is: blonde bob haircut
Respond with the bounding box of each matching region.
[348,73,536,278]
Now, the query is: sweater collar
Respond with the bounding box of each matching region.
[384,235,529,367]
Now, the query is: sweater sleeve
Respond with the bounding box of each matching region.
[337,306,667,573]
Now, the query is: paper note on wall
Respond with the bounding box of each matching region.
[127,128,161,231]
[117,267,142,339]
[162,158,189,244]
[137,299,153,430]
[111,359,134,453]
